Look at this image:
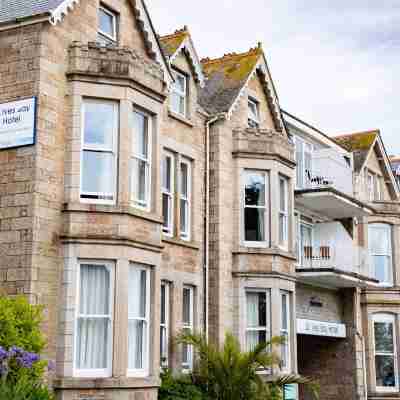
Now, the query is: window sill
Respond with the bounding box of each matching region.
[63,202,163,224]
[53,376,159,390]
[168,110,194,127]
[162,236,200,250]
[233,246,297,260]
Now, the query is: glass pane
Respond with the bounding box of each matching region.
[174,74,186,93]
[76,317,109,369]
[296,140,303,188]
[248,100,258,121]
[160,326,168,366]
[244,208,265,242]
[180,163,188,197]
[182,328,192,367]
[375,355,396,388]
[182,288,192,325]
[375,321,394,353]
[281,333,289,368]
[131,158,148,205]
[133,111,149,158]
[373,256,390,283]
[82,151,114,196]
[161,284,166,325]
[79,264,110,315]
[162,155,172,191]
[282,295,288,330]
[246,292,267,328]
[245,172,265,206]
[99,8,115,38]
[128,268,147,319]
[369,225,391,254]
[162,194,171,230]
[279,214,287,245]
[180,199,188,235]
[304,152,312,186]
[170,92,185,115]
[128,320,147,370]
[246,330,267,351]
[83,101,115,148]
[280,178,286,211]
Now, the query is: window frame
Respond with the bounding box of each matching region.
[248,97,260,128]
[127,263,151,378]
[170,69,188,117]
[73,260,114,378]
[98,5,118,43]
[80,98,118,205]
[162,151,175,236]
[245,289,271,353]
[182,285,194,372]
[160,281,170,369]
[279,175,289,250]
[369,223,393,286]
[372,313,398,392]
[280,291,291,373]
[242,170,269,248]
[367,171,374,202]
[179,158,192,241]
[130,108,152,211]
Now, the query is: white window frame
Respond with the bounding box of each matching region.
[162,151,175,236]
[245,289,271,353]
[170,69,187,117]
[182,285,194,372]
[375,175,383,201]
[279,176,289,250]
[280,291,291,373]
[294,136,313,189]
[180,158,191,241]
[80,99,118,205]
[243,170,269,248]
[131,108,152,211]
[248,97,260,128]
[373,313,398,392]
[367,171,374,202]
[73,260,114,378]
[369,223,393,286]
[127,264,151,378]
[160,281,170,369]
[98,5,117,43]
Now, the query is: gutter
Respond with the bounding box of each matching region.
[204,113,226,339]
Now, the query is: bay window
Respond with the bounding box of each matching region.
[279,176,289,249]
[131,110,152,210]
[81,100,118,204]
[280,291,291,372]
[162,152,175,236]
[160,282,170,368]
[373,314,398,391]
[369,223,393,285]
[182,286,194,371]
[74,262,114,377]
[128,264,150,376]
[171,70,187,116]
[180,159,191,240]
[243,170,268,246]
[245,290,270,351]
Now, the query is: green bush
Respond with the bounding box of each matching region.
[0,296,45,354]
[0,374,54,400]
[159,369,204,400]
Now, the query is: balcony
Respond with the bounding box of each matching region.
[295,148,374,219]
[296,223,379,288]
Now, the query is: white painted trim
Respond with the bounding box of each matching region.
[50,0,80,25]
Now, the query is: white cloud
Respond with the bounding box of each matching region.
[147,0,400,154]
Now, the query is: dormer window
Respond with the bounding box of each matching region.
[98,5,117,44]
[171,70,187,117]
[248,98,260,128]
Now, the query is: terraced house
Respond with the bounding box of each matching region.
[0,1,400,400]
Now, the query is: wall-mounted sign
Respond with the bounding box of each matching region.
[0,97,37,150]
[297,318,346,338]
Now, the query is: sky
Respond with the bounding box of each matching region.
[147,0,400,155]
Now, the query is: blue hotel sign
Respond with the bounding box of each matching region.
[0,97,37,150]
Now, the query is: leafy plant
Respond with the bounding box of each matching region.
[0,374,54,400]
[175,331,318,400]
[159,369,204,400]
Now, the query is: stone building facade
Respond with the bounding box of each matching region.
[0,1,399,400]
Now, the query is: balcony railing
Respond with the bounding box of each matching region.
[300,245,334,269]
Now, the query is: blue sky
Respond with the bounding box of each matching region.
[148,0,400,154]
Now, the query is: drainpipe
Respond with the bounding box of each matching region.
[204,113,226,340]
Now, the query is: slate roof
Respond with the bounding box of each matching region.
[199,46,262,115]
[0,0,64,24]
[159,27,189,58]
[333,130,378,172]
